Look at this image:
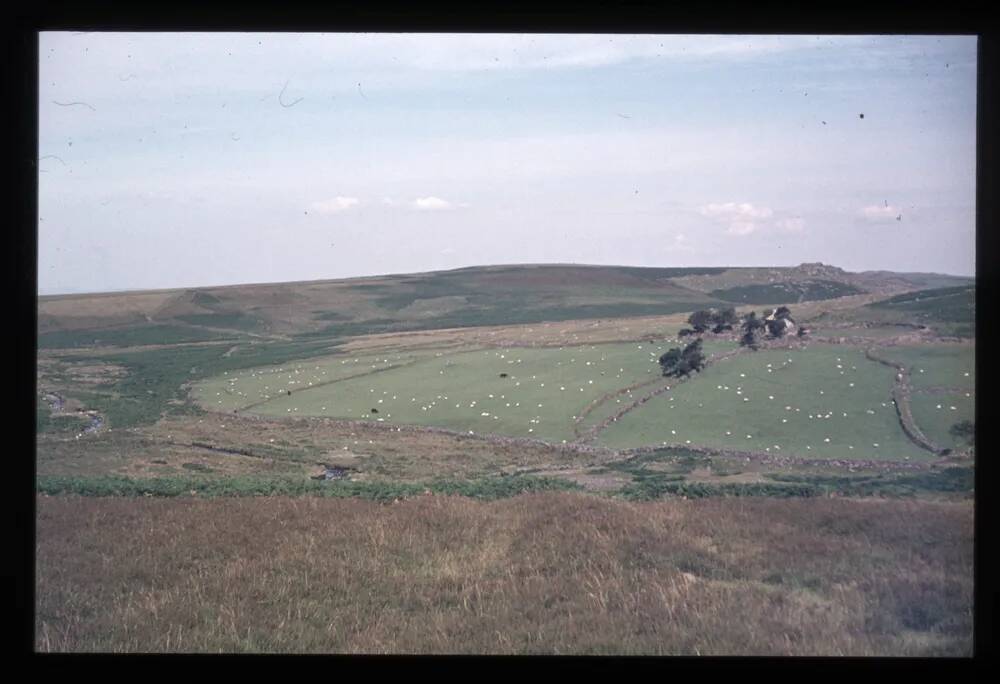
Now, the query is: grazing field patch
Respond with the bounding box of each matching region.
[908,394,975,450]
[596,344,928,460]
[877,344,975,391]
[575,339,738,432]
[191,348,440,413]
[199,341,714,442]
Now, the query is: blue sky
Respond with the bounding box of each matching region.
[38,33,977,294]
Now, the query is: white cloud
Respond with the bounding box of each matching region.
[860,204,901,221]
[413,196,454,210]
[699,202,774,220]
[311,196,359,214]
[699,202,773,236]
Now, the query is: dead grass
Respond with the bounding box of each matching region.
[35,494,972,655]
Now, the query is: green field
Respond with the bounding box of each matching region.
[876,344,974,390]
[191,338,975,459]
[909,393,975,451]
[575,340,738,431]
[191,348,439,413]
[196,341,711,443]
[596,345,929,460]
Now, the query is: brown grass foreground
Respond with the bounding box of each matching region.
[35,493,973,655]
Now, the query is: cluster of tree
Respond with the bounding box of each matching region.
[678,307,739,337]
[739,306,798,350]
[658,338,706,378]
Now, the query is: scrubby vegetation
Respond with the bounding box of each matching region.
[67,337,343,428]
[865,286,975,337]
[38,324,233,349]
[36,473,581,501]
[709,280,864,305]
[35,494,973,654]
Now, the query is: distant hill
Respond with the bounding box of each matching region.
[37,263,973,347]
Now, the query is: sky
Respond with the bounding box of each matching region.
[37,33,977,295]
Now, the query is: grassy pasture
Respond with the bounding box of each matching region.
[876,344,975,391]
[909,394,975,451]
[574,339,738,431]
[230,342,697,443]
[596,344,929,460]
[191,348,442,413]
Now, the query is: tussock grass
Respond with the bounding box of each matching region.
[35,494,972,655]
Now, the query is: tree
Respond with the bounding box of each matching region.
[717,306,739,326]
[658,348,683,375]
[687,309,714,333]
[659,339,705,378]
[740,311,765,350]
[676,338,706,376]
[688,307,739,334]
[949,420,974,446]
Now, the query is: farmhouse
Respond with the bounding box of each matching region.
[763,308,797,335]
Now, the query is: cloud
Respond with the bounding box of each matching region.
[860,204,901,221]
[699,202,774,220]
[699,202,773,236]
[413,196,454,210]
[311,196,359,214]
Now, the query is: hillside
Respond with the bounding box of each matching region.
[38,263,970,347]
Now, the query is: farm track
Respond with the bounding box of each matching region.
[167,320,293,342]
